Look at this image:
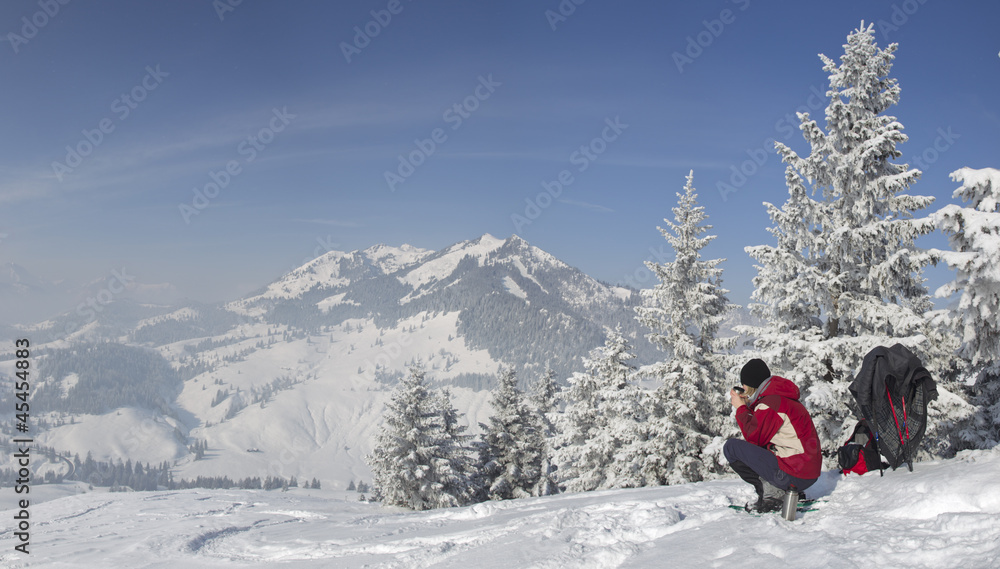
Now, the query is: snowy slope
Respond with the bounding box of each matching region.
[36,407,188,466]
[5,447,1000,568]
[31,311,500,487]
[399,233,506,289]
[134,306,201,329]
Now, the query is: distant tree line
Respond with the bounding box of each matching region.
[0,448,321,493]
[30,343,182,415]
[127,306,246,347]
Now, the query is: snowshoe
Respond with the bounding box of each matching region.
[745,496,782,514]
[728,498,825,516]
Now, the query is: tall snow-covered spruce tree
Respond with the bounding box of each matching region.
[745,23,961,453]
[476,366,545,500]
[366,368,473,510]
[634,170,736,485]
[931,168,1000,449]
[529,369,560,497]
[554,325,647,491]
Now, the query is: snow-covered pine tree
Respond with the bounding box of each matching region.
[553,326,647,492]
[634,171,736,484]
[529,369,560,496]
[588,328,652,489]
[745,22,958,453]
[552,359,603,492]
[434,388,477,505]
[476,366,544,500]
[366,368,471,510]
[931,168,1000,449]
[530,369,559,439]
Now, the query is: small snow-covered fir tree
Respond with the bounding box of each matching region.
[366,368,472,510]
[745,23,960,453]
[931,167,1000,449]
[634,171,736,484]
[476,366,544,500]
[530,369,560,439]
[529,369,560,496]
[554,326,647,492]
[433,388,477,505]
[552,357,603,492]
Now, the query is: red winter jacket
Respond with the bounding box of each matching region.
[735,376,822,480]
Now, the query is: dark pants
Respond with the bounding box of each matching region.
[723,439,816,497]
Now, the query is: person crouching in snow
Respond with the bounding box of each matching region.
[724,358,822,513]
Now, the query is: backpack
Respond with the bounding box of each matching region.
[847,344,939,472]
[837,419,885,476]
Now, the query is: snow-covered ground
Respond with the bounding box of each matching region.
[5,447,999,568]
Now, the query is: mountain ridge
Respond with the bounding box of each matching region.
[4,232,666,489]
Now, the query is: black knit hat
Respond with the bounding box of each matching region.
[740,359,771,389]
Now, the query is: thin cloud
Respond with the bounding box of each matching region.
[0,99,434,207]
[559,199,614,213]
[291,218,365,227]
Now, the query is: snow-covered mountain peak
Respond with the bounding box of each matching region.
[233,249,352,305]
[234,234,586,308]
[231,243,434,307]
[398,234,507,289]
[478,232,505,248]
[502,234,538,253]
[360,243,432,275]
[495,234,566,269]
[2,261,49,291]
[288,248,352,276]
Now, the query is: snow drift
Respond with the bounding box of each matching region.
[4,446,999,568]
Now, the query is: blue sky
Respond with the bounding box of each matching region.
[1,0,998,317]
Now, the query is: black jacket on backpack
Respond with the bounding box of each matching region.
[848,344,938,471]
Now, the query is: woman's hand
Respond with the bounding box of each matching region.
[730,388,747,408]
